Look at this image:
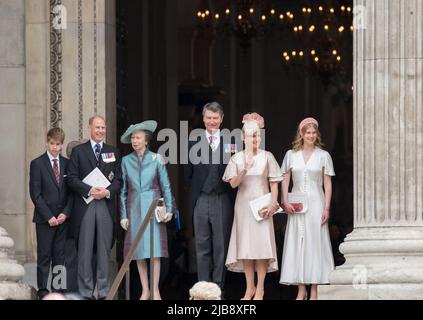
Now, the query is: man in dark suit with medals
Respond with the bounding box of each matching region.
[67,115,122,299]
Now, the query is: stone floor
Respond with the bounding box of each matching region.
[21,261,298,300]
[22,262,37,292]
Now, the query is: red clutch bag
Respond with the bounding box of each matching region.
[291,203,303,212]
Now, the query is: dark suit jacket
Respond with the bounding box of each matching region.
[29,153,73,224]
[184,134,235,212]
[66,141,122,243]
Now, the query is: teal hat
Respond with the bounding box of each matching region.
[120,120,158,144]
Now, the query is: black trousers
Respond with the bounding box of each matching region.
[35,221,67,297]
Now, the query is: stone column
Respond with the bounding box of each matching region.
[0,227,32,299]
[25,0,116,258]
[0,0,31,298]
[59,0,116,144]
[319,0,423,299]
[0,0,27,261]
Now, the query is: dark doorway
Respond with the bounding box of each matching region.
[116,0,353,300]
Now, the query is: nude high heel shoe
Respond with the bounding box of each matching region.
[295,292,307,300]
[241,287,256,300]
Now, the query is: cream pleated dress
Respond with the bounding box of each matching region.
[279,147,335,285]
[223,150,283,273]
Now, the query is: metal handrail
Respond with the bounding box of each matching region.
[106,198,159,300]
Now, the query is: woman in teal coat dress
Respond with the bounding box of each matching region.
[119,120,174,300]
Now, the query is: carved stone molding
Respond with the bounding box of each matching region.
[78,0,83,139]
[50,0,63,128]
[94,0,98,115]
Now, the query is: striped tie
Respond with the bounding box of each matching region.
[95,143,101,161]
[52,159,60,184]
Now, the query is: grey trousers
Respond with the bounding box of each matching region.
[78,199,113,298]
[193,192,232,289]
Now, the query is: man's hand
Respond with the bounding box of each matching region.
[90,187,109,200]
[57,213,67,225]
[48,217,59,227]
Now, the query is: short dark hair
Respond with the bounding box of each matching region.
[47,127,65,143]
[202,102,224,118]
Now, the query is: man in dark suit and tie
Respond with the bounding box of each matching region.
[184,102,235,291]
[29,127,73,300]
[67,115,122,299]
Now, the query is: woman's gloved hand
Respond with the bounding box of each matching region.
[162,213,173,223]
[120,218,129,230]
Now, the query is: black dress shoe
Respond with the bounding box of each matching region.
[37,289,49,300]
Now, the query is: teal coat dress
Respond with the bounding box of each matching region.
[119,150,174,260]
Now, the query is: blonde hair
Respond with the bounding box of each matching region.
[189,281,222,300]
[292,123,324,151]
[89,115,106,125]
[241,120,260,141]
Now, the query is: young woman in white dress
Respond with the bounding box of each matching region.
[279,117,335,300]
[223,113,282,300]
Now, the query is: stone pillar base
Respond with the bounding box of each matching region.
[0,282,34,300]
[320,227,423,300]
[319,284,423,300]
[0,227,33,300]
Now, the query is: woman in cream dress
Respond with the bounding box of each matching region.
[279,117,335,300]
[223,113,282,300]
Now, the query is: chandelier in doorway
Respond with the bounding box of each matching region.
[196,0,294,50]
[195,0,353,84]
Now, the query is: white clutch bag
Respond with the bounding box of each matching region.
[283,192,308,213]
[155,198,168,223]
[249,193,283,222]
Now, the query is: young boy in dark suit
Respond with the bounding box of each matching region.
[29,127,73,299]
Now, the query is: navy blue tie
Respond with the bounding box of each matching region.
[94,144,101,161]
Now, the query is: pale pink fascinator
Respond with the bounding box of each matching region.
[242,112,265,129]
[299,117,319,132]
